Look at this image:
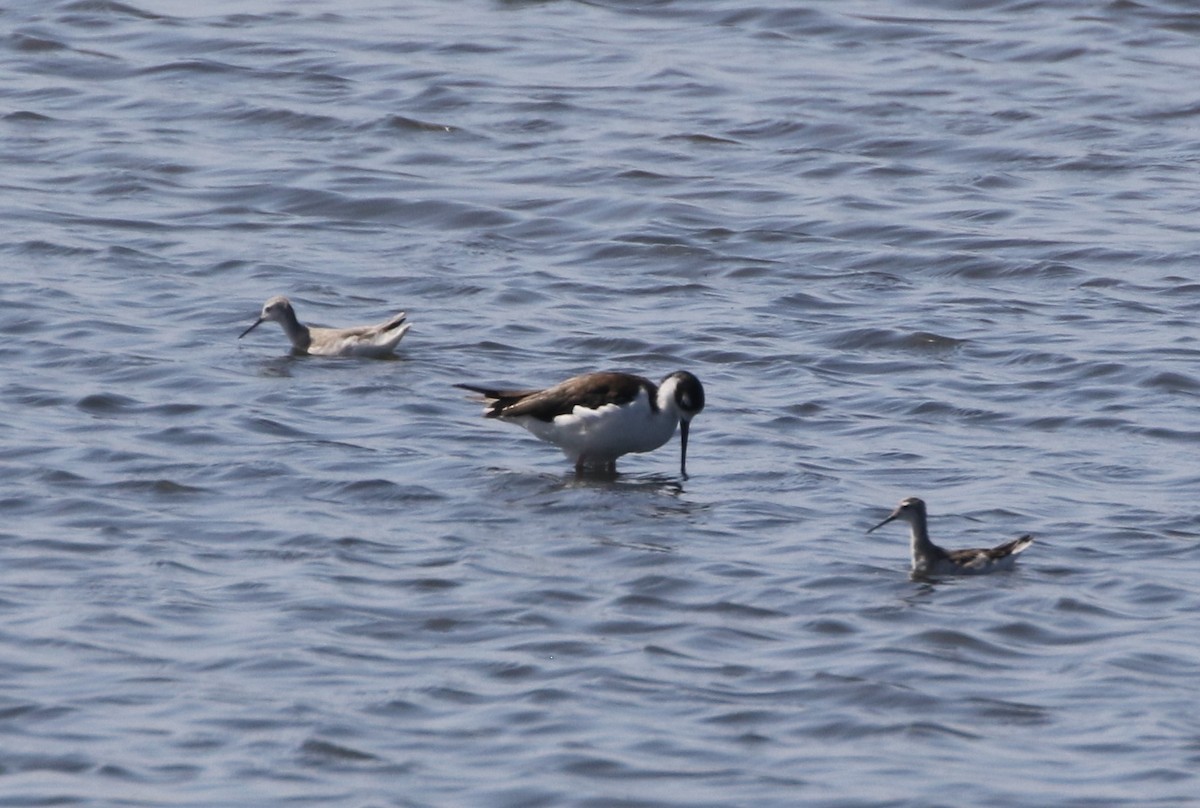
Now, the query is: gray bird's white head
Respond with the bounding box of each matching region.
[239,295,297,339]
[867,496,927,533]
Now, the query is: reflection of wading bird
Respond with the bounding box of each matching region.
[238,296,411,358]
[867,497,1033,576]
[457,371,705,476]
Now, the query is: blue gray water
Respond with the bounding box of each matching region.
[3,1,1200,805]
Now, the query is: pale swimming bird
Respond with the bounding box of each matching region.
[456,370,705,476]
[238,295,411,358]
[867,496,1033,576]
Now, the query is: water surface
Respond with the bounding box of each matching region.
[3,1,1200,805]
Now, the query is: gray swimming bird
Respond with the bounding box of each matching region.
[456,370,705,476]
[239,295,411,357]
[867,496,1033,576]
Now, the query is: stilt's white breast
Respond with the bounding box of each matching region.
[515,388,678,462]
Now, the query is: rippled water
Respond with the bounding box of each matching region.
[4,1,1200,805]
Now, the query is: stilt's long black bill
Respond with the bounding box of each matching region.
[679,420,690,478]
[239,319,264,339]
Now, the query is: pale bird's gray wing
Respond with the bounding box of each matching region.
[378,312,408,333]
[984,534,1033,559]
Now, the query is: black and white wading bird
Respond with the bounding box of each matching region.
[867,496,1033,576]
[456,370,705,476]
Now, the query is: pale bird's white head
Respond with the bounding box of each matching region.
[867,496,927,533]
[239,295,295,339]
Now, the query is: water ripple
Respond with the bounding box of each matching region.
[4,0,1200,805]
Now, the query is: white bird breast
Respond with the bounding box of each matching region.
[516,391,678,461]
